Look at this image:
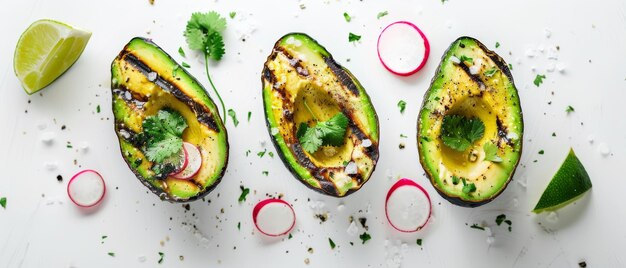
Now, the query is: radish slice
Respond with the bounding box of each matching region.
[171,142,202,180]
[377,21,430,76]
[252,199,296,236]
[67,169,106,207]
[385,178,431,232]
[170,144,188,175]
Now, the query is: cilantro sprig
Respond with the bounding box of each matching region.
[184,11,228,123]
[297,101,349,153]
[483,142,503,163]
[440,115,484,151]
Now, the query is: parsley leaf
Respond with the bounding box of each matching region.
[227,109,239,127]
[440,115,484,151]
[184,11,228,123]
[377,11,388,19]
[397,100,407,113]
[459,55,473,64]
[348,33,361,43]
[343,12,351,22]
[142,110,187,174]
[359,232,371,244]
[0,197,6,209]
[483,142,503,163]
[483,67,497,77]
[329,238,336,249]
[297,113,349,153]
[566,105,575,113]
[533,74,546,87]
[238,185,250,202]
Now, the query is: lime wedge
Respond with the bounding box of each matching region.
[532,148,592,213]
[13,19,91,94]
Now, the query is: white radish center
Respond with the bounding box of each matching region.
[69,171,104,206]
[386,185,430,231]
[174,142,202,179]
[256,202,295,235]
[378,23,426,74]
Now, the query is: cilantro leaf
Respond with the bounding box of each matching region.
[377,11,388,19]
[484,67,497,77]
[359,232,371,244]
[470,224,485,230]
[495,214,506,226]
[566,105,575,113]
[533,74,546,87]
[416,239,422,246]
[238,185,250,202]
[343,12,351,22]
[178,47,186,58]
[440,115,484,152]
[142,110,187,165]
[461,178,477,194]
[459,55,473,64]
[108,252,115,257]
[158,252,164,264]
[451,175,460,185]
[483,142,503,163]
[397,100,407,113]
[227,109,239,127]
[247,111,252,122]
[495,42,500,48]
[0,197,6,209]
[184,11,228,123]
[181,62,190,68]
[329,238,336,249]
[229,12,236,19]
[348,33,361,43]
[297,113,349,153]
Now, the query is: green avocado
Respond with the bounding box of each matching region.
[262,33,379,197]
[417,37,523,207]
[111,37,228,202]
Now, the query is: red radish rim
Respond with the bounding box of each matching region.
[385,178,432,233]
[170,144,189,176]
[252,198,296,237]
[171,142,202,180]
[377,21,430,76]
[67,169,106,208]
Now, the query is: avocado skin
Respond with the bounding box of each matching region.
[262,33,380,197]
[111,37,229,202]
[417,36,523,207]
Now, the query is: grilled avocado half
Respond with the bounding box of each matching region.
[262,33,379,197]
[111,37,228,202]
[417,37,523,207]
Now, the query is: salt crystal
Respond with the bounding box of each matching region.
[347,221,359,236]
[556,63,566,73]
[337,204,345,211]
[544,28,552,38]
[486,236,495,245]
[450,56,460,64]
[137,256,147,262]
[361,139,372,147]
[147,72,157,82]
[587,135,595,144]
[345,161,357,175]
[40,132,55,145]
[546,63,556,72]
[270,127,279,136]
[44,161,58,171]
[516,175,527,189]
[546,211,559,223]
[598,142,610,156]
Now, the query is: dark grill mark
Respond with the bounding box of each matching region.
[324,57,359,96]
[274,46,310,77]
[496,117,514,147]
[457,62,487,90]
[122,53,219,132]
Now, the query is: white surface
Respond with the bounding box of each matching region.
[255,201,295,236]
[0,0,625,267]
[386,185,430,232]
[378,22,427,74]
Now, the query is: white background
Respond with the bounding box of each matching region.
[1,0,625,267]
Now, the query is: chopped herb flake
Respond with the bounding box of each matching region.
[329,238,336,249]
[348,33,361,43]
[397,100,407,113]
[178,47,186,58]
[538,150,544,155]
[495,42,500,48]
[108,252,115,257]
[0,197,6,209]
[96,105,101,113]
[461,178,477,194]
[228,109,239,127]
[416,239,422,246]
[238,186,250,202]
[247,111,252,122]
[262,171,269,176]
[533,74,546,87]
[182,62,190,68]
[566,105,575,113]
[470,224,485,230]
[484,142,503,163]
[158,252,164,264]
[237,222,241,230]
[495,214,506,225]
[484,67,497,77]
[257,149,267,158]
[359,232,371,244]
[376,11,388,19]
[459,55,473,64]
[229,12,236,19]
[343,12,351,22]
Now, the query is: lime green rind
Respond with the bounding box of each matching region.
[532,148,592,213]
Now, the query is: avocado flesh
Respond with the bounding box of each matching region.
[111,37,228,202]
[262,33,379,197]
[417,37,523,207]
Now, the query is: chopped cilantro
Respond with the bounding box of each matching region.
[247,111,252,122]
[348,33,361,43]
[108,252,115,257]
[178,47,186,58]
[184,11,228,123]
[451,175,460,185]
[262,171,269,176]
[508,63,513,70]
[343,12,351,22]
[400,134,408,138]
[470,224,485,230]
[0,197,6,209]
[329,238,336,249]
[440,115,485,151]
[552,132,557,137]
[268,152,274,158]
[182,62,190,68]
[245,149,251,156]
[397,100,407,113]
[566,105,575,113]
[158,252,164,264]
[416,239,422,246]
[538,150,544,155]
[483,142,503,163]
[495,42,500,48]
[461,178,477,194]
[376,11,388,19]
[238,185,250,202]
[459,55,473,64]
[229,12,236,19]
[227,109,239,127]
[495,214,506,225]
[359,232,371,244]
[484,67,497,77]
[101,235,108,244]
[257,149,266,157]
[288,233,293,239]
[297,113,349,153]
[237,222,241,230]
[96,105,101,113]
[533,74,546,87]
